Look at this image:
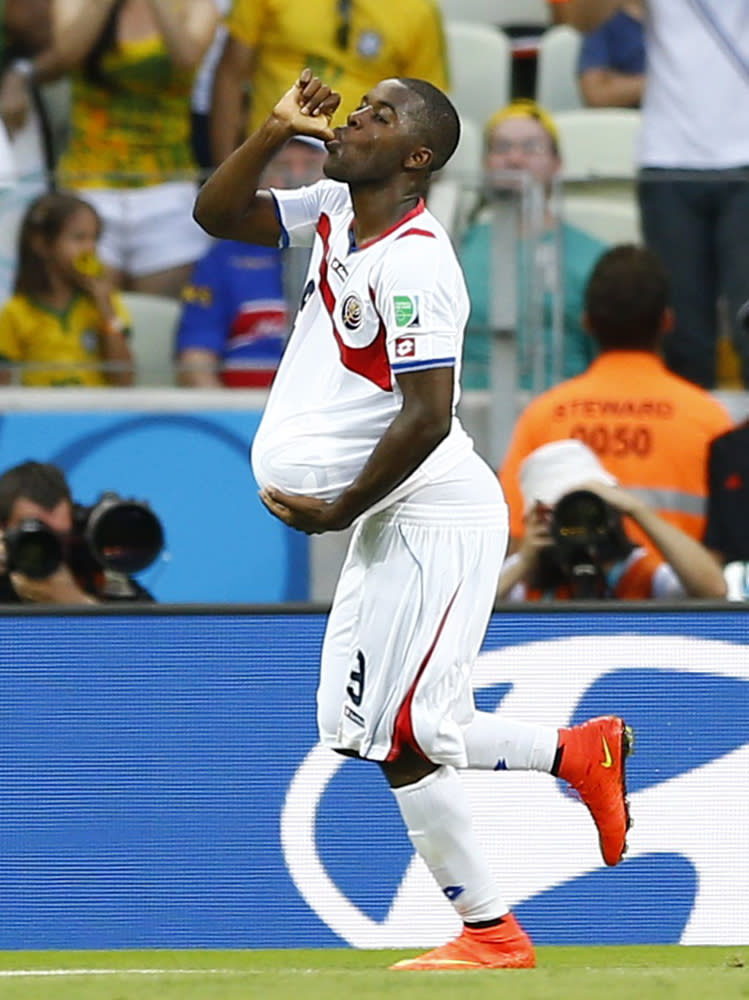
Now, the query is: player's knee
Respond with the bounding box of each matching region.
[379,744,438,788]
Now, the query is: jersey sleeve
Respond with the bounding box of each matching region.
[270,180,351,249]
[374,233,463,376]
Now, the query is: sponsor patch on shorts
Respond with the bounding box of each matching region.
[344,705,365,727]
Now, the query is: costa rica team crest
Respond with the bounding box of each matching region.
[341,293,364,331]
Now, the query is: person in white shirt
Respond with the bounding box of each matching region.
[555,0,749,390]
[193,69,633,972]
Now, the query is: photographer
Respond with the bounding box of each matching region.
[497,440,727,601]
[0,461,159,604]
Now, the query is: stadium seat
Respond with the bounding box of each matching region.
[439,0,549,29]
[444,21,512,134]
[428,116,483,241]
[554,108,641,184]
[563,193,642,245]
[120,291,180,386]
[535,25,584,112]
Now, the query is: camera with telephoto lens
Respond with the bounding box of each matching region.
[549,489,619,599]
[4,492,164,580]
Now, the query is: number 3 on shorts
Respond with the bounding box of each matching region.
[347,650,366,707]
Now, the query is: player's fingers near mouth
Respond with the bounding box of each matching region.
[299,75,322,103]
[318,92,340,118]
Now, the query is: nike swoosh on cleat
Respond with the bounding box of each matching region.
[601,734,614,768]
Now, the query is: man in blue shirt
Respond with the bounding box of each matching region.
[176,135,326,386]
[578,1,645,108]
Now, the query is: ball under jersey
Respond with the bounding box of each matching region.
[251,179,473,511]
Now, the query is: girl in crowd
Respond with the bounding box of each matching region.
[0,191,133,386]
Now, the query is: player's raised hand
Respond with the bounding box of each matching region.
[272,68,341,142]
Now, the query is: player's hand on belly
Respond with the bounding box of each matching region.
[259,486,351,534]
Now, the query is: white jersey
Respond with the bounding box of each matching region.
[251,179,473,510]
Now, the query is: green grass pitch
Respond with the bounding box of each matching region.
[0,947,746,1000]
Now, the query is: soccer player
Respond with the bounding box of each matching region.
[194,70,634,971]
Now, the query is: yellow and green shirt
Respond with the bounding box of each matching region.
[227,0,448,134]
[58,36,196,189]
[0,292,131,387]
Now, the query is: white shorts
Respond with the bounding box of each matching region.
[317,452,508,767]
[80,182,212,276]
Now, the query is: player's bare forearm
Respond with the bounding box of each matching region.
[261,367,454,533]
[260,413,447,533]
[194,115,293,243]
[195,69,340,244]
[336,403,450,522]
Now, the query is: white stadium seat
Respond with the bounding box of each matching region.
[444,21,512,133]
[554,108,641,182]
[563,193,642,245]
[120,291,180,386]
[439,0,549,28]
[535,25,584,112]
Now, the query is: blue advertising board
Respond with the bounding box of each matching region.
[0,607,747,950]
[0,396,307,603]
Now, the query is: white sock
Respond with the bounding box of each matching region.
[391,765,508,923]
[463,711,559,772]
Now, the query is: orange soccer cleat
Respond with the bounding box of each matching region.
[389,912,536,971]
[557,715,634,866]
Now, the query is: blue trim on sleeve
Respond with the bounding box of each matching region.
[270,191,290,249]
[391,357,455,373]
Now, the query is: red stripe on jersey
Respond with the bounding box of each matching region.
[385,585,462,763]
[396,227,437,240]
[316,212,393,391]
[354,198,427,249]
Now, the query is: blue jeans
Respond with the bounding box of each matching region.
[638,168,749,388]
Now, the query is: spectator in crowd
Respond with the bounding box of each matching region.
[704,420,749,567]
[176,239,287,388]
[711,422,749,594]
[499,245,733,553]
[176,134,327,387]
[459,99,605,391]
[497,439,726,601]
[577,0,645,108]
[0,460,154,603]
[0,0,72,303]
[0,191,133,387]
[0,0,58,174]
[209,0,448,165]
[190,0,230,174]
[45,0,220,299]
[553,0,749,390]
